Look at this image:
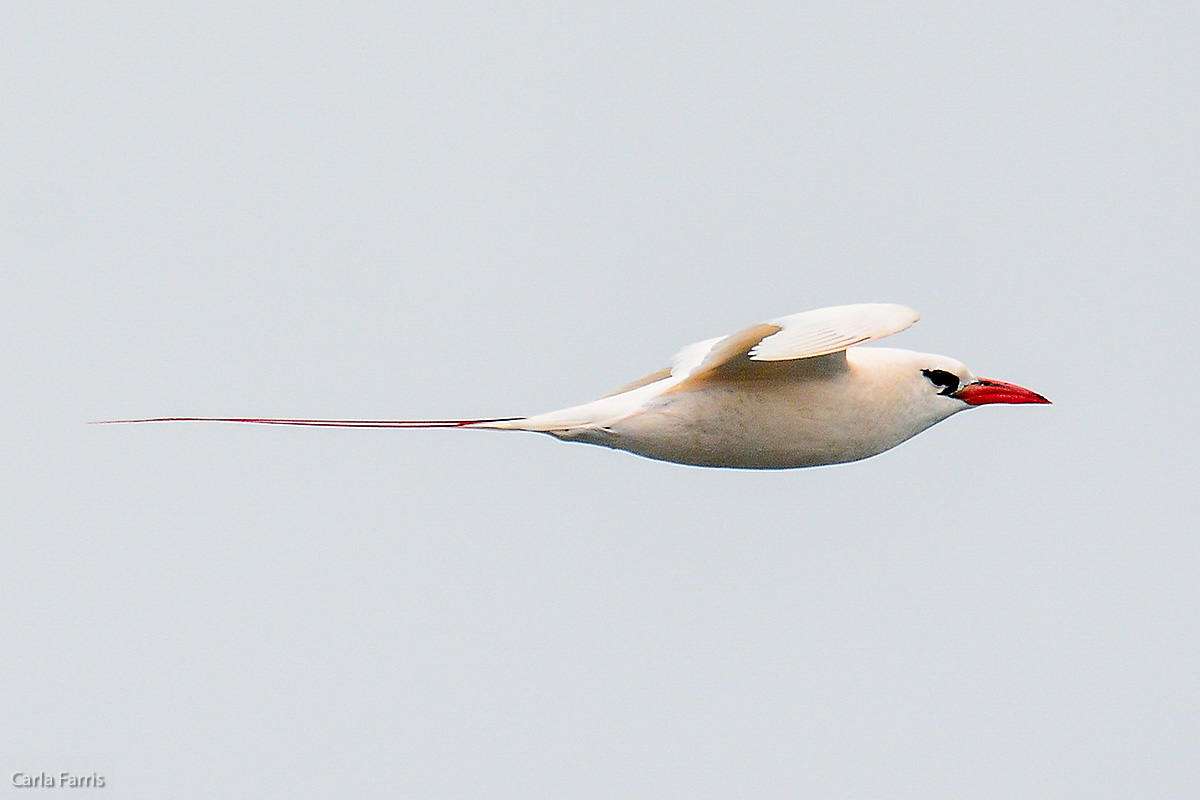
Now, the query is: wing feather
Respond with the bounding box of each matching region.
[599,303,921,400]
[666,304,918,388]
[748,304,919,361]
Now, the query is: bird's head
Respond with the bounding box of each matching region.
[915,355,1050,408]
[853,348,1051,431]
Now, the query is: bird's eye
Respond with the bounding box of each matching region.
[922,369,960,396]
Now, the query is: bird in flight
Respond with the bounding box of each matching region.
[102,304,1049,469]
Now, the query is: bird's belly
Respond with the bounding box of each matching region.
[596,386,913,469]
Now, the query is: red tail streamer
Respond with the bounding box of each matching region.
[91,417,520,428]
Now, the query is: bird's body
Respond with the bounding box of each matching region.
[490,347,966,469]
[103,304,1049,469]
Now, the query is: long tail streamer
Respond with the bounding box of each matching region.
[91,417,522,429]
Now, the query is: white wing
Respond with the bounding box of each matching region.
[749,303,919,361]
[670,336,726,377]
[519,304,919,430]
[668,303,919,385]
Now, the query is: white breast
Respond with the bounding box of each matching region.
[572,348,965,469]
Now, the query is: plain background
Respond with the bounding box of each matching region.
[3,3,1198,798]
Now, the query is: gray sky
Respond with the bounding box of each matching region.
[3,3,1198,798]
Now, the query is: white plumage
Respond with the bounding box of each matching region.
[102,304,1049,469]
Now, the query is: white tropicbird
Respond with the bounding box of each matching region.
[103,304,1049,469]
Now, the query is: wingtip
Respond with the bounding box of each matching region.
[883,303,920,325]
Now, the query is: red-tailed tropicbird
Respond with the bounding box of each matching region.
[101,304,1049,469]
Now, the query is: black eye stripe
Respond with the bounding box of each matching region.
[922,369,960,395]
